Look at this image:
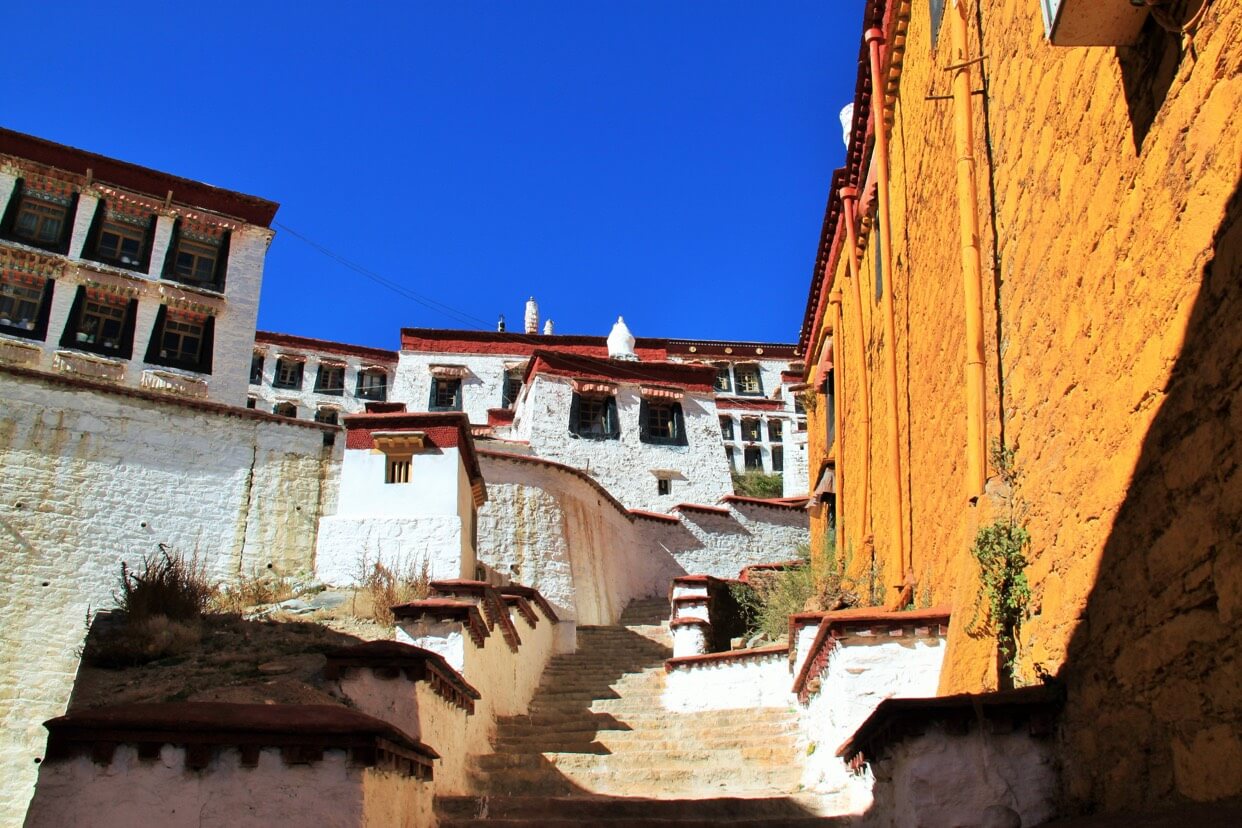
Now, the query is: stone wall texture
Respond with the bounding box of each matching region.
[0,370,337,825]
[810,1,1241,814]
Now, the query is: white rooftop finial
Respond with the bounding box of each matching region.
[524,297,539,335]
[839,103,854,149]
[543,320,554,335]
[608,316,637,361]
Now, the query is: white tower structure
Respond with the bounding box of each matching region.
[607,316,638,361]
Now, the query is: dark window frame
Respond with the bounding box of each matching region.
[772,446,784,473]
[272,357,304,390]
[734,363,763,396]
[568,393,620,440]
[0,272,55,341]
[314,407,340,425]
[744,446,763,471]
[768,419,783,443]
[719,416,734,440]
[429,377,462,411]
[273,401,298,418]
[501,374,524,408]
[250,353,265,385]
[315,363,346,395]
[357,368,389,401]
[161,219,231,293]
[741,417,762,442]
[144,306,215,374]
[1,180,79,255]
[713,363,732,393]
[58,286,137,359]
[83,200,157,273]
[639,399,688,446]
[657,478,672,496]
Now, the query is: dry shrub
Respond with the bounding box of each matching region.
[117,545,214,622]
[355,558,431,626]
[730,539,859,643]
[82,614,202,668]
[213,567,295,613]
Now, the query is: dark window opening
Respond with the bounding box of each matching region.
[713,363,732,393]
[386,456,411,484]
[245,397,257,409]
[569,393,619,440]
[657,478,672,496]
[273,358,304,390]
[273,402,298,418]
[719,416,734,440]
[429,377,461,410]
[768,419,783,443]
[1,180,78,254]
[250,353,265,385]
[640,400,687,446]
[151,311,208,370]
[502,375,524,408]
[315,364,346,395]
[162,221,230,292]
[734,363,763,396]
[744,446,763,471]
[357,368,388,401]
[741,417,762,442]
[725,445,736,469]
[0,272,54,341]
[60,287,136,359]
[772,447,784,472]
[314,407,340,425]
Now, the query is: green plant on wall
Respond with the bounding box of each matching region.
[731,472,784,498]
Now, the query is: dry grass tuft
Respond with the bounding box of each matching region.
[212,567,295,613]
[117,545,214,622]
[354,559,432,626]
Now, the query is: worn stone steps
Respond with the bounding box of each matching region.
[493,732,798,753]
[467,766,802,798]
[472,745,796,771]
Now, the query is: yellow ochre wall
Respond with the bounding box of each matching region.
[812,1,1241,812]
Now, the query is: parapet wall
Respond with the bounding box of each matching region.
[0,367,338,826]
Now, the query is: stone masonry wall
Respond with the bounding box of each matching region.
[0,369,337,826]
[820,2,1241,814]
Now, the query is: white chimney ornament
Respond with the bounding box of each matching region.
[607,316,638,361]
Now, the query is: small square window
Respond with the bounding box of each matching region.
[502,374,524,408]
[386,456,411,484]
[734,364,762,396]
[13,196,67,245]
[96,219,147,268]
[315,364,345,395]
[719,416,734,440]
[156,313,205,366]
[744,446,763,471]
[713,363,732,393]
[75,296,128,351]
[571,394,619,439]
[0,272,50,340]
[768,419,783,443]
[741,417,762,442]
[314,407,340,425]
[273,402,298,418]
[245,397,257,409]
[273,358,304,390]
[430,377,461,410]
[250,353,265,385]
[172,238,219,286]
[657,478,672,496]
[358,368,388,401]
[641,400,686,446]
[724,445,736,469]
[772,447,784,472]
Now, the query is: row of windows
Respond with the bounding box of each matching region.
[247,399,342,425]
[1,180,231,292]
[719,416,783,443]
[251,353,388,401]
[567,393,688,446]
[712,362,764,395]
[0,272,214,372]
[726,445,785,473]
[427,375,525,413]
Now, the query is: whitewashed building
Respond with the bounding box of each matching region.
[247,331,398,424]
[0,128,277,405]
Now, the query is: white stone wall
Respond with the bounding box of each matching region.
[652,503,808,578]
[248,346,395,421]
[520,375,734,513]
[0,171,271,407]
[861,727,1060,828]
[662,650,795,712]
[0,371,336,826]
[393,351,525,425]
[23,745,433,828]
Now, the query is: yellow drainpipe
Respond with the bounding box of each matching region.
[864,26,909,592]
[829,289,845,549]
[949,0,988,499]
[839,188,872,548]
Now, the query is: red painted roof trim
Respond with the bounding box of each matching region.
[665,644,789,672]
[629,509,682,523]
[399,327,797,359]
[0,128,279,226]
[525,349,717,394]
[719,495,809,510]
[342,411,484,496]
[255,331,398,363]
[673,503,732,516]
[716,396,787,411]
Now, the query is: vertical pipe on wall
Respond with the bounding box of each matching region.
[949,0,988,499]
[839,188,872,549]
[829,289,846,553]
[864,27,909,593]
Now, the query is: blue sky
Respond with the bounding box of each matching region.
[4,1,865,348]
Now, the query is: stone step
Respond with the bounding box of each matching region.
[440,817,841,827]
[472,746,797,772]
[492,732,800,753]
[468,766,802,798]
[498,709,798,731]
[435,794,836,822]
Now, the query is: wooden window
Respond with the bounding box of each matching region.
[569,393,619,440]
[13,197,67,245]
[314,407,339,425]
[386,456,411,484]
[162,220,230,291]
[315,364,345,395]
[713,363,732,393]
[640,400,687,446]
[502,375,524,408]
[273,402,298,418]
[744,446,763,471]
[274,358,303,390]
[245,397,257,409]
[734,364,762,395]
[0,272,53,340]
[725,445,736,469]
[772,447,784,472]
[657,478,672,496]
[173,238,218,284]
[357,368,388,401]
[430,377,461,410]
[741,417,762,442]
[156,313,205,366]
[96,219,146,267]
[75,296,128,351]
[768,419,783,443]
[250,353,264,385]
[719,416,734,440]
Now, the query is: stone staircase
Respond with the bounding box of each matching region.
[436,597,841,826]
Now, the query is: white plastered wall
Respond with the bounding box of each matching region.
[662,650,795,712]
[393,351,525,425]
[0,371,337,826]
